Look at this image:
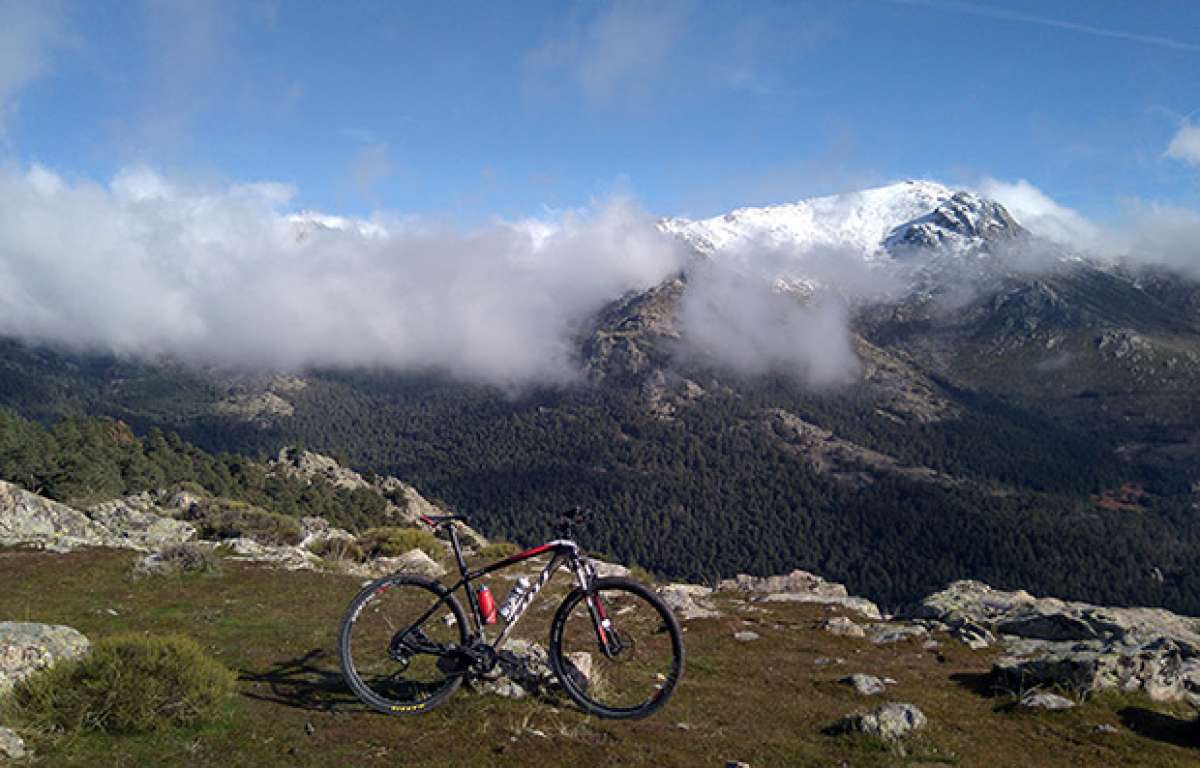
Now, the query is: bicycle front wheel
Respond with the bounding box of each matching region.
[339,574,468,715]
[548,576,684,720]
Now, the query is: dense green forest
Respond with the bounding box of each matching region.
[2,341,1198,615]
[0,409,387,532]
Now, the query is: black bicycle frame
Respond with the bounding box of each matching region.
[393,524,589,657]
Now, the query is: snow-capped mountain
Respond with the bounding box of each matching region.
[660,180,1037,299]
[662,180,1024,260]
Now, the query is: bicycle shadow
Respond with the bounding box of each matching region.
[239,649,363,712]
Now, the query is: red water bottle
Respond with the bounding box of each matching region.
[477,585,497,625]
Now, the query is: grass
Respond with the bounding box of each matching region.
[0,547,1196,767]
[357,527,443,559]
[4,634,235,734]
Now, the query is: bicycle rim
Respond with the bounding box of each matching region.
[339,576,467,714]
[550,578,683,719]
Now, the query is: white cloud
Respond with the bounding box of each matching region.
[0,164,689,386]
[1165,120,1200,167]
[976,177,1103,250]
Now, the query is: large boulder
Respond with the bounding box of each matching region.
[0,622,90,695]
[85,494,196,551]
[908,581,1200,704]
[658,584,719,620]
[0,481,118,552]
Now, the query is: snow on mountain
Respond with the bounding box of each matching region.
[659,180,1036,300]
[660,180,1022,262]
[286,210,389,241]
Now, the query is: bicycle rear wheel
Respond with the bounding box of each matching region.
[548,576,684,719]
[339,574,468,715]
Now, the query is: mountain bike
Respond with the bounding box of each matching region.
[338,510,684,720]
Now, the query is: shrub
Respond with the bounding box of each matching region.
[308,536,366,563]
[4,634,236,733]
[475,541,520,560]
[184,499,303,546]
[359,526,443,559]
[131,543,221,578]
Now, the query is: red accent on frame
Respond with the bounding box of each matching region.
[514,543,553,559]
[419,514,436,527]
[594,595,609,621]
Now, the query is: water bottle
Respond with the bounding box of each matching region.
[498,577,531,622]
[477,585,497,625]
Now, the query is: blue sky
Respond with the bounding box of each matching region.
[2,0,1199,222]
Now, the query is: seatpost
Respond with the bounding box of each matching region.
[448,523,468,576]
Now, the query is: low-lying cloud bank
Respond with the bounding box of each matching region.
[0,165,687,385]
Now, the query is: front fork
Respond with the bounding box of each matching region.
[574,558,624,659]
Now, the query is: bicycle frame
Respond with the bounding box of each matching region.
[396,520,603,657]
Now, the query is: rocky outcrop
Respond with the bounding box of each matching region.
[903,580,1200,705]
[85,494,196,551]
[469,639,593,701]
[0,622,90,695]
[0,481,118,552]
[717,569,882,620]
[270,448,487,548]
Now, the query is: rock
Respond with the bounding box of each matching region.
[733,631,760,642]
[471,639,556,700]
[757,592,882,620]
[0,727,25,760]
[904,580,1200,652]
[994,638,1199,703]
[0,622,90,695]
[822,616,867,638]
[841,673,888,696]
[814,657,845,667]
[867,623,929,645]
[374,549,446,579]
[833,702,927,740]
[85,495,196,551]
[587,559,630,578]
[658,584,719,620]
[719,569,882,620]
[270,448,488,547]
[1020,692,1076,710]
[0,480,118,552]
[1093,724,1119,735]
[220,537,322,571]
[908,580,1200,705]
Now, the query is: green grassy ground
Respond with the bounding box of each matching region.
[1,547,1197,767]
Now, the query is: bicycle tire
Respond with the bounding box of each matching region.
[339,573,468,715]
[548,576,684,720]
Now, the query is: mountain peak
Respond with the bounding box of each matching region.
[660,181,1024,262]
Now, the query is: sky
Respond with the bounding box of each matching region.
[2,0,1199,223]
[0,0,1199,386]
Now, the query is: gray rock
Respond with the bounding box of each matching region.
[833,702,927,740]
[658,584,719,620]
[469,639,585,700]
[0,480,118,552]
[733,631,760,643]
[220,537,322,571]
[757,592,882,620]
[867,623,929,645]
[822,616,866,638]
[1020,692,1076,710]
[85,495,196,551]
[587,559,631,578]
[0,727,26,760]
[841,673,887,696]
[0,622,90,695]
